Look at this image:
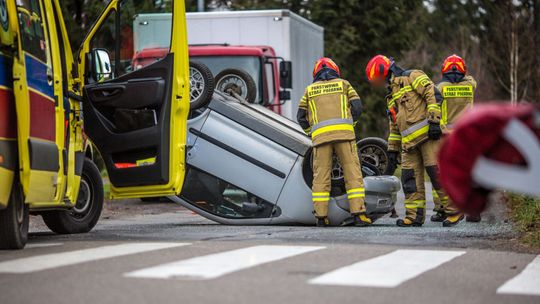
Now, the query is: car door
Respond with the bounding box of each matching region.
[78,0,190,199]
[11,0,63,203]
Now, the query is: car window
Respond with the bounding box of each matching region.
[181,168,275,219]
[16,0,50,65]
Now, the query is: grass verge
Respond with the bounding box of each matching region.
[507,194,540,250]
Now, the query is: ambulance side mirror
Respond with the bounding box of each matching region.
[91,48,113,82]
[280,61,292,89]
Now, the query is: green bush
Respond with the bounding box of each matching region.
[507,194,540,249]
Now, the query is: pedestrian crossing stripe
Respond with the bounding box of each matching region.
[497,255,540,296]
[124,245,325,280]
[0,243,189,274]
[310,249,465,287]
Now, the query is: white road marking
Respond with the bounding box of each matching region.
[25,243,63,249]
[310,249,465,287]
[497,255,540,296]
[125,245,325,280]
[0,243,189,274]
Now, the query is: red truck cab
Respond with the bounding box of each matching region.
[132,44,292,115]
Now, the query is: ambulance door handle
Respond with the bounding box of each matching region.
[99,86,124,98]
[101,89,121,97]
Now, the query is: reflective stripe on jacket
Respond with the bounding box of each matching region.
[299,78,360,146]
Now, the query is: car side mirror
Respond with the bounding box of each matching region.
[92,48,113,82]
[280,61,292,89]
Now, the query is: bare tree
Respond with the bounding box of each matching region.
[481,0,536,103]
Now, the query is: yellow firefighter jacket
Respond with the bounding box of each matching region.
[386,70,441,152]
[299,78,360,146]
[437,75,476,133]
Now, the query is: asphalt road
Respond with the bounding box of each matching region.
[0,192,538,304]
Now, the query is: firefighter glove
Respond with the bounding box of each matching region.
[296,108,310,132]
[387,150,399,174]
[350,99,363,122]
[428,122,442,140]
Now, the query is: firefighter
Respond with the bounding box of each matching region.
[297,57,371,227]
[432,54,479,222]
[365,55,463,227]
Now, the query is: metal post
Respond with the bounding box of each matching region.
[197,0,204,12]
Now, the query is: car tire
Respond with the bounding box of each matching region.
[189,60,215,110]
[357,137,392,175]
[42,158,104,234]
[0,178,29,249]
[215,68,257,103]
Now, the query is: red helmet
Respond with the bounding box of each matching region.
[442,54,467,75]
[365,55,393,83]
[313,57,340,78]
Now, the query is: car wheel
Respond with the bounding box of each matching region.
[189,60,215,110]
[42,158,104,234]
[0,178,28,249]
[215,68,257,103]
[357,137,392,175]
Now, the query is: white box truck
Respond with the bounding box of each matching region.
[133,10,324,120]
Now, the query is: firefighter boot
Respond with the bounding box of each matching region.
[430,211,447,222]
[353,213,372,227]
[316,217,330,227]
[397,208,425,227]
[430,189,446,222]
[443,213,464,227]
[440,194,463,227]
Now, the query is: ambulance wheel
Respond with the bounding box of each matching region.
[215,68,257,103]
[189,61,215,110]
[357,137,392,175]
[0,179,28,249]
[42,158,104,234]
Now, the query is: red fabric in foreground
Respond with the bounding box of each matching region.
[438,103,537,214]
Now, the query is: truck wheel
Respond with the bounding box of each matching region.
[357,137,392,175]
[42,158,104,234]
[215,68,257,103]
[189,61,215,110]
[0,179,28,249]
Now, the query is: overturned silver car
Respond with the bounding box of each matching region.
[169,91,400,225]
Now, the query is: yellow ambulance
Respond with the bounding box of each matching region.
[0,0,190,249]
